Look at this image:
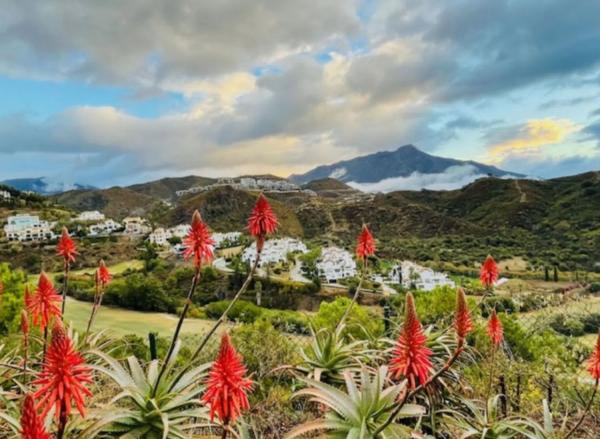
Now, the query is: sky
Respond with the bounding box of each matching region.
[1,0,600,188]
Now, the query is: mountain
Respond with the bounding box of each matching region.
[1,177,95,195]
[289,145,523,191]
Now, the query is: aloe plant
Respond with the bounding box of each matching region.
[442,396,547,438]
[87,342,213,438]
[297,324,368,383]
[286,366,425,438]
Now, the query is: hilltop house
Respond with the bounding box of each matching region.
[316,246,357,283]
[76,211,105,222]
[88,219,121,236]
[3,214,55,242]
[148,228,171,246]
[123,217,151,236]
[242,237,308,267]
[389,261,455,292]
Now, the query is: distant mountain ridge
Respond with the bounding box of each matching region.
[1,177,95,195]
[289,145,523,190]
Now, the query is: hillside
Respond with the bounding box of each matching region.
[165,186,304,236]
[53,187,164,220]
[302,178,361,198]
[126,176,215,201]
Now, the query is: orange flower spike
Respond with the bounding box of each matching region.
[26,273,62,331]
[202,333,253,424]
[454,287,473,344]
[487,309,504,347]
[183,211,215,268]
[355,224,376,262]
[56,227,77,264]
[247,194,278,251]
[389,293,433,388]
[480,255,499,289]
[33,321,93,419]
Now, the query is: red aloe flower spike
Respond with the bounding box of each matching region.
[247,194,278,251]
[183,210,215,268]
[487,309,504,346]
[97,259,111,287]
[202,333,253,424]
[33,321,93,420]
[20,394,51,439]
[355,224,376,262]
[389,293,433,389]
[480,255,499,289]
[587,329,600,380]
[26,273,62,331]
[455,287,473,343]
[56,227,77,264]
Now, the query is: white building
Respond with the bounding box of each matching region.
[148,227,171,246]
[212,231,242,248]
[317,246,357,283]
[123,217,151,235]
[167,224,191,238]
[0,190,11,201]
[3,214,55,242]
[389,261,455,292]
[76,211,105,222]
[88,219,121,236]
[242,237,308,267]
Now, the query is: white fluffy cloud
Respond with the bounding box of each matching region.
[2,0,600,185]
[347,165,514,192]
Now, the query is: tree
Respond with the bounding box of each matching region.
[553,265,559,282]
[0,263,27,335]
[544,266,549,282]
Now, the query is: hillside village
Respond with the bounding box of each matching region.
[0,202,460,293]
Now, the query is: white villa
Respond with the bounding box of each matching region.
[317,246,357,283]
[168,224,191,238]
[76,210,105,222]
[3,214,55,242]
[0,190,11,201]
[88,219,121,236]
[123,217,151,236]
[242,237,308,267]
[389,261,455,292]
[148,228,171,246]
[212,231,242,248]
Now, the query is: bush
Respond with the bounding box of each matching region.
[204,300,263,323]
[548,314,585,337]
[312,297,384,339]
[480,295,518,316]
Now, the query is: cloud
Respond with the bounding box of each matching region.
[486,119,581,162]
[346,165,508,192]
[2,0,600,185]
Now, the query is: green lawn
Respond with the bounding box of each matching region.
[63,297,219,338]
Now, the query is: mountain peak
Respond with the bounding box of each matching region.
[289,145,522,192]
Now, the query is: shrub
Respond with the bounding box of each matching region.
[312,297,384,339]
[548,314,586,337]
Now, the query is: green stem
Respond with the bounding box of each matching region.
[152,265,201,396]
[169,250,262,391]
[338,259,367,329]
[61,262,70,317]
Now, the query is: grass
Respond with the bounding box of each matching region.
[27,259,144,283]
[63,297,222,338]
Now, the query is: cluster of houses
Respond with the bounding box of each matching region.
[0,190,11,202]
[3,214,56,242]
[387,261,456,292]
[175,177,316,197]
[242,237,308,267]
[316,246,357,283]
